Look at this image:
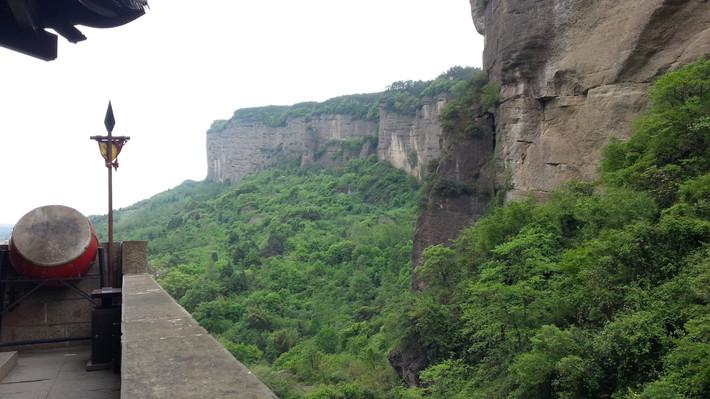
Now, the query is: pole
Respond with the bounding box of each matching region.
[91,102,128,288]
[107,128,113,287]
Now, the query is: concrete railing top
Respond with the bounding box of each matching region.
[121,274,277,399]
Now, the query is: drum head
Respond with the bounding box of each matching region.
[12,205,93,267]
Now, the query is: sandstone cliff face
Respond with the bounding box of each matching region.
[472,0,710,200]
[408,0,710,279]
[392,0,710,385]
[410,112,496,289]
[377,95,447,180]
[391,111,496,385]
[207,100,449,183]
[207,115,378,183]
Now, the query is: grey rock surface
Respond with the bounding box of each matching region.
[472,0,710,200]
[377,95,448,180]
[206,99,449,183]
[207,114,377,183]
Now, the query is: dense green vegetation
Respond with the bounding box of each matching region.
[208,66,481,131]
[380,66,483,116]
[97,61,707,398]
[96,159,422,398]
[437,69,498,136]
[216,93,382,130]
[395,60,709,398]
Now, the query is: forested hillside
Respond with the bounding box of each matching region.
[93,60,708,398]
[209,66,484,132]
[92,159,423,398]
[394,60,710,398]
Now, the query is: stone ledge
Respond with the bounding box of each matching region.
[122,274,277,399]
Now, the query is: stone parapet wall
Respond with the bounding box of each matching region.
[121,273,276,399]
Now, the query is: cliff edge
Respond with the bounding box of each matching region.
[205,71,479,184]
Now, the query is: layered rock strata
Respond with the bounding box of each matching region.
[377,95,448,180]
[207,115,377,183]
[472,0,710,200]
[207,97,450,183]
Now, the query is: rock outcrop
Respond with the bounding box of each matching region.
[207,115,378,183]
[391,109,496,385]
[411,111,496,289]
[377,95,448,180]
[472,0,710,200]
[393,0,710,386]
[206,99,449,183]
[406,0,710,272]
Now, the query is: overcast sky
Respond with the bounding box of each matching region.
[0,0,483,223]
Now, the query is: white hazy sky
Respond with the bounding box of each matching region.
[0,0,483,223]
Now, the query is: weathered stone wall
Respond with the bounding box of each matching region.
[471,0,710,200]
[0,244,99,344]
[122,274,276,399]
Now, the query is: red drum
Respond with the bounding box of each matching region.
[9,205,98,279]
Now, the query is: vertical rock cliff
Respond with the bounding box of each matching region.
[392,0,709,385]
[410,110,496,289]
[206,99,450,183]
[207,115,378,183]
[472,0,710,201]
[410,0,710,278]
[390,108,496,385]
[377,95,447,180]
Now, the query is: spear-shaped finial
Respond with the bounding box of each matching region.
[104,101,116,134]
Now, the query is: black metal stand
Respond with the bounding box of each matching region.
[0,278,99,317]
[87,287,122,372]
[0,245,122,372]
[0,246,100,345]
[0,247,7,336]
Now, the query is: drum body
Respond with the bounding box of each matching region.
[9,205,98,279]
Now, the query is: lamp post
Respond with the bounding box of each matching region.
[90,101,129,288]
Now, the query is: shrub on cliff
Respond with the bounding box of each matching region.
[226,95,382,128]
[602,59,710,207]
[438,70,495,135]
[208,66,482,130]
[381,67,481,115]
